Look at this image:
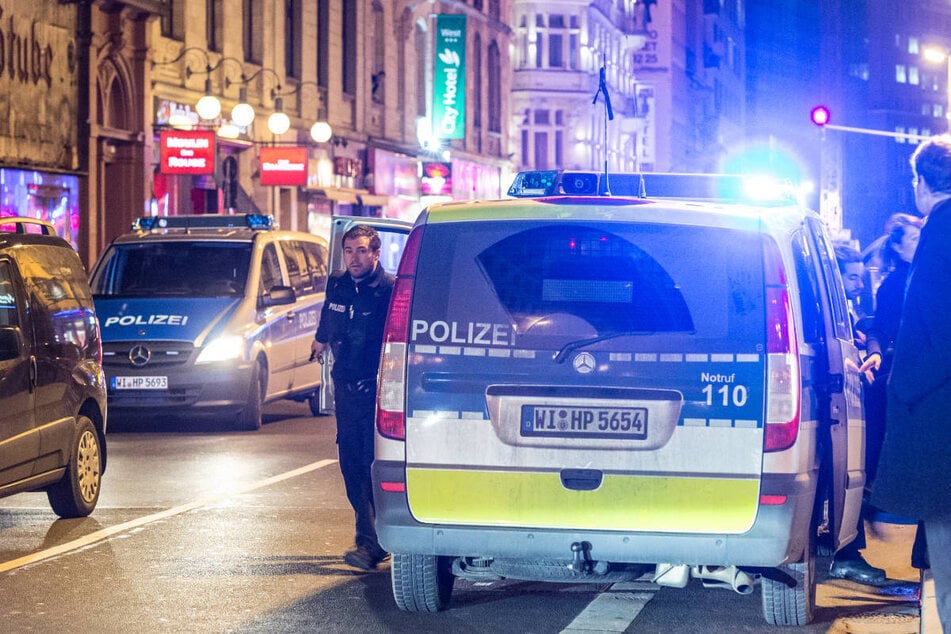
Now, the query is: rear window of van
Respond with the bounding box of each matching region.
[411,221,766,350]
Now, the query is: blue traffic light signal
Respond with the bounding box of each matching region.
[810,106,830,126]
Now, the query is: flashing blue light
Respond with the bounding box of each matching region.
[131,214,275,232]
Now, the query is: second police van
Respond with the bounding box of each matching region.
[372,171,865,626]
[89,214,330,430]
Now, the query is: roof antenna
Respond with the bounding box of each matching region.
[592,56,614,195]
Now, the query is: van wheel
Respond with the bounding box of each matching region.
[761,529,816,625]
[391,553,455,612]
[237,361,264,431]
[47,416,102,518]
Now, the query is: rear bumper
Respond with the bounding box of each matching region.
[372,460,818,567]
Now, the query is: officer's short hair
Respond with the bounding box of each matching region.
[342,225,381,252]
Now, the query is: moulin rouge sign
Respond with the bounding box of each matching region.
[160,130,216,175]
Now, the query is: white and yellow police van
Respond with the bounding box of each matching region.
[89,214,328,430]
[372,171,865,626]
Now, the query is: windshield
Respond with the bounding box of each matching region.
[91,242,252,297]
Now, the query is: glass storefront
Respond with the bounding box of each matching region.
[0,168,80,248]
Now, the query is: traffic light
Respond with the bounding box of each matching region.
[810,106,830,127]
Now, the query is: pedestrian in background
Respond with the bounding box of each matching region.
[312,225,395,571]
[858,213,922,476]
[872,134,951,632]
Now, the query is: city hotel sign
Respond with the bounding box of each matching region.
[432,14,466,140]
[160,130,216,175]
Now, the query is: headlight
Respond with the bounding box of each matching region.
[195,335,245,364]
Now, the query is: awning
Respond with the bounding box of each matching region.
[357,193,391,207]
[311,188,361,204]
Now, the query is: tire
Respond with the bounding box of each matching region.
[307,390,321,417]
[237,361,264,431]
[391,553,455,612]
[761,528,817,626]
[47,416,102,518]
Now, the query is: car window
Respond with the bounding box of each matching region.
[378,229,409,274]
[412,221,766,349]
[807,218,852,342]
[259,243,283,295]
[296,240,328,294]
[19,245,96,349]
[0,261,19,327]
[791,230,823,345]
[91,242,251,297]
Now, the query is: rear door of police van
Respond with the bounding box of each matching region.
[398,212,771,535]
[318,217,411,414]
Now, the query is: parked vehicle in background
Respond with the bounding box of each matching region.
[0,218,107,518]
[372,171,866,626]
[89,214,329,430]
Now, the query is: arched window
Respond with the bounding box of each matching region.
[472,33,482,129]
[372,2,385,104]
[488,40,501,133]
[416,21,429,118]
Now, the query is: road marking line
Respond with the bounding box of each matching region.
[0,458,337,574]
[561,581,659,633]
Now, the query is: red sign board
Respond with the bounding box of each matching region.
[260,146,308,186]
[160,130,216,174]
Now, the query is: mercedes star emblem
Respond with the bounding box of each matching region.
[128,345,152,367]
[572,351,596,374]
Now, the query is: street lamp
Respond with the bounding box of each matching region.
[923,46,951,132]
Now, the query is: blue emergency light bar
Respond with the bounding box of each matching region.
[132,214,275,232]
[508,170,798,204]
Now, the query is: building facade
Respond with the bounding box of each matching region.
[148,0,514,242]
[512,0,746,176]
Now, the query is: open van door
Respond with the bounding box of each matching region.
[807,218,865,551]
[318,216,413,415]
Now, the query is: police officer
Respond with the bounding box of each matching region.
[311,225,394,570]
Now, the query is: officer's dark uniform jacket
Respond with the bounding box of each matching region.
[315,263,395,384]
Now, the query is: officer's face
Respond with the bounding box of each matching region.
[343,236,380,280]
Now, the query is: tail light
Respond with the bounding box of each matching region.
[376,227,423,440]
[763,239,801,452]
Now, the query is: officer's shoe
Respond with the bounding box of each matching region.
[828,556,888,585]
[344,545,389,571]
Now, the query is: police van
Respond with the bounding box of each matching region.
[89,214,329,430]
[372,171,865,626]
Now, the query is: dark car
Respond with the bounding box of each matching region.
[0,218,107,518]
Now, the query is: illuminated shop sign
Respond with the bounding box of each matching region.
[160,130,216,175]
[260,146,307,186]
[432,14,466,140]
[421,161,452,196]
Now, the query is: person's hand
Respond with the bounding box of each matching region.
[858,351,882,383]
[310,340,325,363]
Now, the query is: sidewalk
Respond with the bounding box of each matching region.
[823,521,937,634]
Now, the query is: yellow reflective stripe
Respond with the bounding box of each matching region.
[426,203,628,223]
[406,469,759,533]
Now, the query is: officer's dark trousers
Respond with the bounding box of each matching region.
[333,378,382,553]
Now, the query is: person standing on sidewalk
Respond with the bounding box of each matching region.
[312,225,395,571]
[872,135,951,632]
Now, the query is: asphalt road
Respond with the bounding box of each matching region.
[0,401,924,633]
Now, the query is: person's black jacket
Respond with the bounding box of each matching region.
[872,198,951,521]
[864,259,910,375]
[315,263,395,383]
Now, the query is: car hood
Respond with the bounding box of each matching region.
[94,297,242,343]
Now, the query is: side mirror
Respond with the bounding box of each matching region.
[0,326,22,361]
[262,285,297,307]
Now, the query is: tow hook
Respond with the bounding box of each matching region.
[568,541,593,573]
